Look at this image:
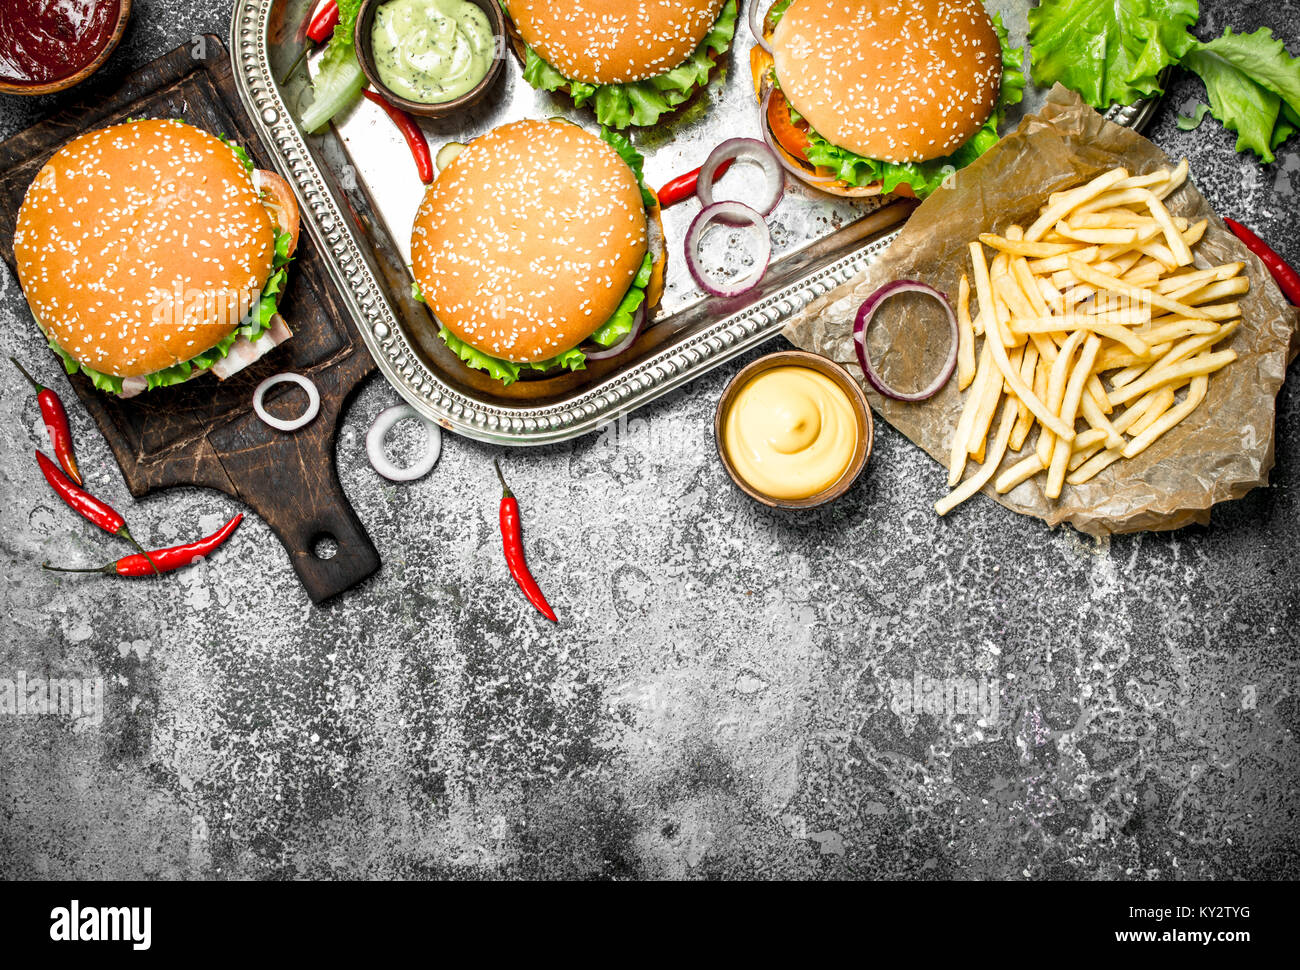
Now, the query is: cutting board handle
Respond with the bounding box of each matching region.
[209,369,380,605]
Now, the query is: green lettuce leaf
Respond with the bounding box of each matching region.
[519,0,736,128]
[799,16,1025,199]
[436,328,588,386]
[1176,102,1211,130]
[768,0,793,27]
[589,253,653,348]
[299,0,366,132]
[599,127,657,208]
[1180,28,1300,163]
[1027,0,1199,110]
[218,135,255,174]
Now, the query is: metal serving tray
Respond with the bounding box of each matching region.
[230,0,1160,446]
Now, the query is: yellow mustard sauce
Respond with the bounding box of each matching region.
[372,0,494,104]
[723,365,858,500]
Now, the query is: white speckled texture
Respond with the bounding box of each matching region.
[0,0,1297,879]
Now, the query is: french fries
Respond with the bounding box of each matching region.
[937,161,1246,516]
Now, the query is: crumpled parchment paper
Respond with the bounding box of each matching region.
[783,86,1300,536]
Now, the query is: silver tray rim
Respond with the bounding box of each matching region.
[228,0,1162,447]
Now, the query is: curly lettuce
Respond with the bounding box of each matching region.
[298,0,366,133]
[432,130,656,385]
[520,0,737,128]
[1180,28,1300,163]
[795,15,1025,198]
[1027,0,1198,109]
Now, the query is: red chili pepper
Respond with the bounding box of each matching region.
[494,460,557,623]
[362,90,434,184]
[44,513,244,578]
[305,0,340,44]
[1224,217,1300,306]
[11,356,80,486]
[656,158,734,209]
[35,451,160,573]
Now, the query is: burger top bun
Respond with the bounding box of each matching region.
[505,0,727,85]
[411,120,649,365]
[14,119,275,379]
[773,0,1003,164]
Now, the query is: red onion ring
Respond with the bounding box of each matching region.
[853,281,958,402]
[582,305,646,361]
[696,138,783,218]
[749,0,774,54]
[685,202,772,299]
[758,84,839,186]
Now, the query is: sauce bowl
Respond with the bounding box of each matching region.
[714,350,874,510]
[0,0,131,96]
[354,0,505,119]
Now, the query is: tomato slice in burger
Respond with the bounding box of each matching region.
[765,87,812,164]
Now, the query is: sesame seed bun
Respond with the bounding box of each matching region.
[504,0,727,85]
[13,119,276,380]
[773,0,1002,164]
[411,120,649,365]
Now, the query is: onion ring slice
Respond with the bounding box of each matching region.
[366,404,443,482]
[749,0,774,55]
[853,281,958,402]
[685,202,773,299]
[253,372,320,432]
[696,138,783,218]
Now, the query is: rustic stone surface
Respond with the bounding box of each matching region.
[0,0,1296,879]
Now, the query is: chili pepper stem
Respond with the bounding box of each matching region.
[9,355,44,392]
[280,44,312,86]
[42,562,114,575]
[118,526,161,575]
[493,458,513,498]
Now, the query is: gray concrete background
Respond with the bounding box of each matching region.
[1,1,1297,880]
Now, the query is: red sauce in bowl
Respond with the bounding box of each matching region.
[0,0,120,86]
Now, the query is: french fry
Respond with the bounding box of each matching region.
[936,400,1018,516]
[949,339,992,486]
[979,235,1080,259]
[956,274,976,391]
[1136,189,1194,266]
[988,312,1077,441]
[1046,335,1102,498]
[1026,168,1129,241]
[1107,349,1236,407]
[1123,375,1209,458]
[1009,344,1040,451]
[969,241,995,339]
[1067,259,1212,320]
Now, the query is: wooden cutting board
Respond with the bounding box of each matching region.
[0,37,380,604]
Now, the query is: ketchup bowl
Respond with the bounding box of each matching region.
[0,0,131,96]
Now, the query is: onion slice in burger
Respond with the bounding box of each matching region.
[853,281,958,402]
[749,0,775,55]
[685,202,772,299]
[583,306,646,361]
[695,138,783,218]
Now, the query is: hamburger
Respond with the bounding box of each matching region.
[13,119,300,397]
[411,119,664,387]
[506,0,738,128]
[752,0,1025,199]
